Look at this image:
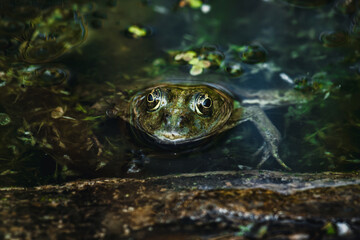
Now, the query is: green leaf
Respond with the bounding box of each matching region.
[189,0,202,8]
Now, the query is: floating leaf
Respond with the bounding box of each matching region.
[125,25,151,39]
[189,58,199,65]
[128,26,147,37]
[174,51,197,61]
[190,65,203,76]
[189,0,203,8]
[0,113,11,126]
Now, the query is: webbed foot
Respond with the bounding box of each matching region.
[242,105,291,171]
[254,142,291,171]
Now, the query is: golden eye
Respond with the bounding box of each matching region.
[146,88,162,111]
[195,93,212,116]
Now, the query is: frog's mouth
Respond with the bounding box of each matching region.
[149,135,208,150]
[152,127,195,143]
[155,131,187,142]
[145,130,213,148]
[131,125,210,149]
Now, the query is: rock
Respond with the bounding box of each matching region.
[1,170,360,239]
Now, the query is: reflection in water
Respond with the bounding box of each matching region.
[19,8,87,63]
[20,65,70,87]
[0,0,359,186]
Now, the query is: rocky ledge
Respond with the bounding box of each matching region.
[1,170,360,239]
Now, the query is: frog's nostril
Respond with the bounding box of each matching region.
[178,115,188,128]
[163,113,170,123]
[178,116,183,126]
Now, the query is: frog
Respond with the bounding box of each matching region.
[100,82,292,171]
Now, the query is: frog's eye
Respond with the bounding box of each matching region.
[146,88,162,111]
[195,93,213,116]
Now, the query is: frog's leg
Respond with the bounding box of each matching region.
[91,91,131,121]
[240,105,291,171]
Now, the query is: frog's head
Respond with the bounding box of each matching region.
[130,84,235,145]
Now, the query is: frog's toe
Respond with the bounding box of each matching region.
[255,143,291,171]
[126,150,150,174]
[275,156,291,171]
[127,160,143,173]
[252,142,266,158]
[255,144,270,168]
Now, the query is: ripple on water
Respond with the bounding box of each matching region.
[18,9,87,63]
[19,39,67,63]
[239,44,267,64]
[224,61,244,77]
[21,65,70,87]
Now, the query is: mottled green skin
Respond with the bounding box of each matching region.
[130,84,234,144]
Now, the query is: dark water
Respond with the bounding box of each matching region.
[0,0,360,186]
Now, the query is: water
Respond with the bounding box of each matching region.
[0,0,360,186]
